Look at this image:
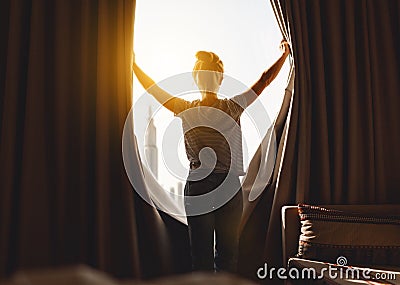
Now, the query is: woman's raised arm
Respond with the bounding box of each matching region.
[132,62,180,113]
[251,40,291,96]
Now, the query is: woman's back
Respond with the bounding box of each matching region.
[175,97,246,176]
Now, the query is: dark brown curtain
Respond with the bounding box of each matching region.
[0,0,189,280]
[238,0,400,280]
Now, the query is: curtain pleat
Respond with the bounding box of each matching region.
[0,0,183,279]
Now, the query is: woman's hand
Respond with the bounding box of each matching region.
[280,40,290,56]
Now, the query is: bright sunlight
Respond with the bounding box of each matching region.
[133,0,290,194]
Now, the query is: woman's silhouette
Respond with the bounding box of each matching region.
[133,40,290,273]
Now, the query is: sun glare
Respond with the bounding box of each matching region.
[133,0,290,193]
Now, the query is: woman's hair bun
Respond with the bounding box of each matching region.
[195,51,220,63]
[194,51,223,73]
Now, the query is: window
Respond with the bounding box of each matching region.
[133,0,290,199]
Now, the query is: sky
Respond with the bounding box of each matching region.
[133,0,290,193]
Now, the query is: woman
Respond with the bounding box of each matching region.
[132,41,290,273]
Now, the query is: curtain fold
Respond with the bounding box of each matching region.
[280,0,400,205]
[0,0,182,280]
[238,0,400,281]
